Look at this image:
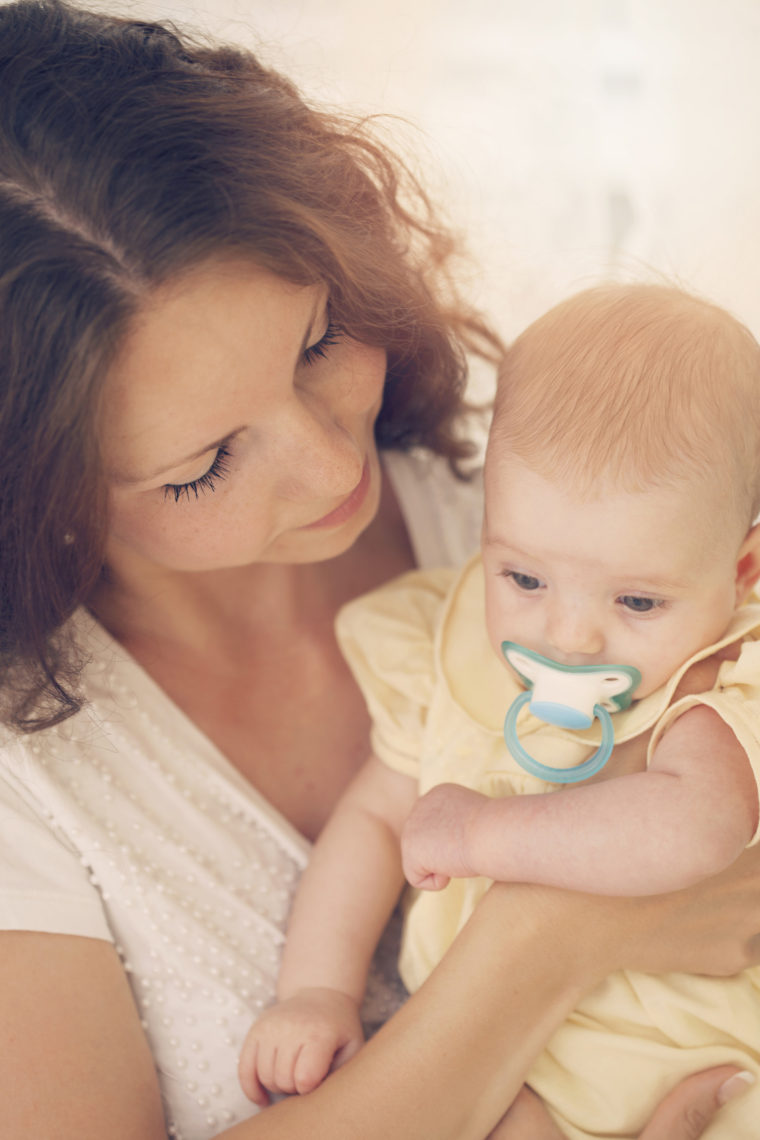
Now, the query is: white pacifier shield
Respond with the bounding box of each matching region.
[505,646,637,726]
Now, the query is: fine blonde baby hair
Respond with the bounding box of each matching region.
[492,282,760,525]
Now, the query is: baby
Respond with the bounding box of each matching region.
[240,283,760,1138]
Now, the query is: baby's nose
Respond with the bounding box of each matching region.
[545,605,605,659]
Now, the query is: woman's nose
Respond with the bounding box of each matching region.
[545,603,605,659]
[276,397,363,500]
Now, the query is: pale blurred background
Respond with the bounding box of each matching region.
[89,0,760,359]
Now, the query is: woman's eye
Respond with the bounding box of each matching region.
[302,318,343,366]
[507,571,543,591]
[618,594,663,614]
[163,444,232,503]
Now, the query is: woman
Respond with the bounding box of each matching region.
[0,2,756,1137]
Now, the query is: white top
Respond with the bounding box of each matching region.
[0,450,482,1140]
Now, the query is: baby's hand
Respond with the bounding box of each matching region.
[237,987,364,1107]
[402,783,487,890]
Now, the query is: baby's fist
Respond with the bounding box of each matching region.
[402,782,486,889]
[238,987,364,1106]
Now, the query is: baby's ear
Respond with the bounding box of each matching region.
[735,521,760,603]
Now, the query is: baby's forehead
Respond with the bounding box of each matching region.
[485,453,746,564]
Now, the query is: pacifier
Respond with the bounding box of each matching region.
[502,642,641,783]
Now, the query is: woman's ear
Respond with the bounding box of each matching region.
[735,521,760,604]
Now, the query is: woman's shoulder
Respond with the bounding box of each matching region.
[0,717,116,941]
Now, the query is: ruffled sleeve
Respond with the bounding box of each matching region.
[0,736,113,940]
[336,567,458,779]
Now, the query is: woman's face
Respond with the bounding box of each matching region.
[99,260,387,575]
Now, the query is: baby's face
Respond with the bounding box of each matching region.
[482,456,750,699]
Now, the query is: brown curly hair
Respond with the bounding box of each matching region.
[0,0,502,732]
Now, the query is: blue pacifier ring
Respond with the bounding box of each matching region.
[504,691,615,784]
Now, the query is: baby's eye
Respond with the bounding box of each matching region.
[506,571,543,592]
[618,595,664,614]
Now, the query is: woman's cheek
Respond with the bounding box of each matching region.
[106,493,259,571]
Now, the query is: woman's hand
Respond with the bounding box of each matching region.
[490,1068,756,1139]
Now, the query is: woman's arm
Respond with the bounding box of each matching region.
[0,932,168,1140]
[0,887,588,1140]
[243,861,760,1140]
[3,858,759,1140]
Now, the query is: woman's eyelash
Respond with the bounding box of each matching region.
[163,443,232,503]
[302,318,342,365]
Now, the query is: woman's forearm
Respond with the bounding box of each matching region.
[224,881,594,1140]
[221,838,760,1140]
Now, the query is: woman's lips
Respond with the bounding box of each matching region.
[301,461,371,529]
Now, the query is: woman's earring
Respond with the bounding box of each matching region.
[63,531,75,545]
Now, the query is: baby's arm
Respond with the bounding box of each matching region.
[402,705,759,896]
[239,755,417,1106]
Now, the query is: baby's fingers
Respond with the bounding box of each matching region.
[408,867,450,891]
[237,1037,271,1107]
[292,1038,338,1094]
[332,1034,363,1073]
[239,1032,301,1102]
[402,850,450,891]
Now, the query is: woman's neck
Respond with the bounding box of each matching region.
[91,558,345,665]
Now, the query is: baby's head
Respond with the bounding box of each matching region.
[483,283,760,697]
[491,282,760,523]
